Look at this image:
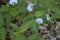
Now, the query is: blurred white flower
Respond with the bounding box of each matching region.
[46,14,50,21]
[9,0,17,5]
[27,2,34,12]
[35,18,43,24]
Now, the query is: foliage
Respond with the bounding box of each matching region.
[0,0,60,40]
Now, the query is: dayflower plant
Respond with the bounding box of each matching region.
[0,0,60,40]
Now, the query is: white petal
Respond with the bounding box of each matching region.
[9,0,17,5]
[27,3,34,12]
[46,17,50,21]
[35,18,43,24]
[46,14,49,17]
[46,14,50,21]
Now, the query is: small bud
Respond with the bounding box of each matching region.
[46,14,50,21]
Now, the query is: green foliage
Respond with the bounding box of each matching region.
[36,37,45,40]
[0,27,6,40]
[27,33,37,40]
[0,0,60,40]
[17,19,35,33]
[35,10,46,18]
[0,14,3,27]
[14,34,26,40]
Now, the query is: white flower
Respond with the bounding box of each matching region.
[35,18,43,24]
[46,14,50,21]
[9,0,17,5]
[27,2,34,12]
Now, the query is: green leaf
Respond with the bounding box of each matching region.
[31,22,38,33]
[35,10,46,18]
[14,34,26,40]
[18,0,24,6]
[27,33,37,40]
[36,36,45,40]
[52,7,60,18]
[11,23,20,31]
[0,14,3,27]
[15,19,34,34]
[22,13,34,23]
[5,13,11,26]
[9,8,19,15]
[0,27,6,40]
[19,6,27,13]
[1,5,10,11]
